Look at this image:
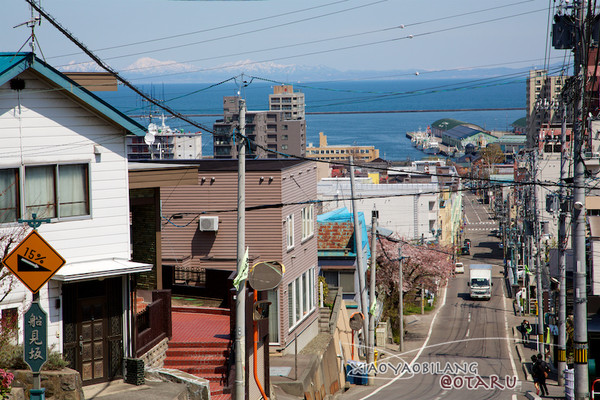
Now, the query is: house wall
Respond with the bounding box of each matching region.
[317,181,440,241]
[159,160,319,351]
[0,70,132,352]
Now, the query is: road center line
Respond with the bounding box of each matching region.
[359,283,448,399]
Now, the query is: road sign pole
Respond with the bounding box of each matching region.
[25,291,47,400]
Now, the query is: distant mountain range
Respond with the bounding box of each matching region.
[58,57,554,83]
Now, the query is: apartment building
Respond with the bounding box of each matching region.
[213,92,306,159]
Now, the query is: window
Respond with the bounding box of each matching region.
[0,169,19,224]
[0,164,89,223]
[281,145,288,150]
[286,214,294,249]
[288,268,316,329]
[301,204,314,241]
[268,289,279,343]
[282,135,288,140]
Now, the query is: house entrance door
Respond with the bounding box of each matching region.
[77,297,106,384]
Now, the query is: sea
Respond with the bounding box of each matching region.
[96,78,525,161]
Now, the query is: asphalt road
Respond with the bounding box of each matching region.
[342,192,524,399]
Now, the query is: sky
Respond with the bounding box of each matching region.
[1,0,560,81]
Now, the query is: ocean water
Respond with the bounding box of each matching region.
[97,79,525,161]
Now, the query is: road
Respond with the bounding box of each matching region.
[342,192,524,399]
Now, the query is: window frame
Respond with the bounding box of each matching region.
[287,268,316,331]
[0,163,91,225]
[286,213,295,250]
[301,204,314,242]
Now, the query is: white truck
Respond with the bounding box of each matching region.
[468,264,493,300]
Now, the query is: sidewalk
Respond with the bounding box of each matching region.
[507,298,566,400]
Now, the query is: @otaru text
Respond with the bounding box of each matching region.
[347,361,518,390]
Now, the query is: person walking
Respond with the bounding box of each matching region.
[531,354,549,397]
[520,320,532,344]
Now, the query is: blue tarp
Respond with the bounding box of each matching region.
[317,207,371,259]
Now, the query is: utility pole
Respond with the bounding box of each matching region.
[573,1,589,397]
[398,246,404,353]
[234,98,246,400]
[558,99,568,386]
[533,150,545,355]
[368,208,378,385]
[349,156,370,353]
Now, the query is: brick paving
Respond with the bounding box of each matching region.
[168,307,231,399]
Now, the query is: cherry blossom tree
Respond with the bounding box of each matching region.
[372,234,454,297]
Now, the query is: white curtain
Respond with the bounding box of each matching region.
[25,166,56,219]
[0,169,18,223]
[59,165,88,217]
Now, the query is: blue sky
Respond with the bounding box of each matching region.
[3,0,559,78]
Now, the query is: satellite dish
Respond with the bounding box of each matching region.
[248,261,285,291]
[145,123,158,145]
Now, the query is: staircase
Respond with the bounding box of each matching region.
[164,341,230,399]
[167,307,231,400]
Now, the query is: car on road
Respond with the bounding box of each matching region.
[455,262,464,274]
[461,246,470,255]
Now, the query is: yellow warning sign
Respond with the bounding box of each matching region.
[2,230,66,293]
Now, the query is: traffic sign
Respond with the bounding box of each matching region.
[2,230,66,293]
[23,302,47,373]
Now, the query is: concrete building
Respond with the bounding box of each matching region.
[269,84,305,120]
[526,69,568,147]
[213,94,306,159]
[306,132,380,163]
[126,124,203,160]
[317,179,440,242]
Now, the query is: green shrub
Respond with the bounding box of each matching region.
[0,344,68,371]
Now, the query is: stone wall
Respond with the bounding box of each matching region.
[139,337,169,368]
[9,368,84,400]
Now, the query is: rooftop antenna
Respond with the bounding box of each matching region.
[14,0,42,56]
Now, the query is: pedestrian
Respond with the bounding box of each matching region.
[520,320,531,343]
[531,354,549,397]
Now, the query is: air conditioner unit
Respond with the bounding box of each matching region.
[199,216,219,231]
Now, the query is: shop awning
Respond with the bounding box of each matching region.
[51,258,152,282]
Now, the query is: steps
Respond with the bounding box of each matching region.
[165,340,231,398]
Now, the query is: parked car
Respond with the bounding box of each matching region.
[455,262,464,274]
[461,246,470,255]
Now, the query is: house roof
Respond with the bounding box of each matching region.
[0,52,145,136]
[317,207,371,259]
[443,125,488,140]
[431,118,466,131]
[133,158,310,171]
[496,135,527,145]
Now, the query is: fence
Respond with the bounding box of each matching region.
[136,290,172,358]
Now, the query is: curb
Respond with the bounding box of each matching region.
[525,390,541,400]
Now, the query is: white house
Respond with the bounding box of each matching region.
[317,178,440,241]
[0,52,151,384]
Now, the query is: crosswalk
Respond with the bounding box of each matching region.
[465,221,497,232]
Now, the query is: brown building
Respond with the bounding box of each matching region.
[213,95,306,159]
[157,159,319,353]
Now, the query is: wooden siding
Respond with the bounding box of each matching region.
[159,161,318,348]
[0,71,132,263]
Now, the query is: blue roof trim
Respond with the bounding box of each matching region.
[0,52,146,136]
[317,207,371,259]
